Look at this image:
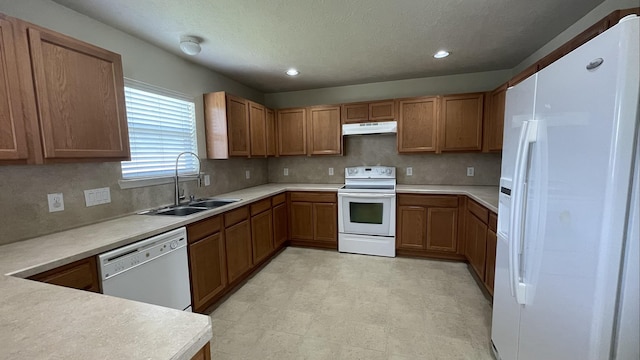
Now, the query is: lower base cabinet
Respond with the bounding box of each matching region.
[465,211,488,279]
[273,199,288,248]
[251,208,274,264]
[190,342,211,360]
[289,192,337,248]
[225,218,253,284]
[396,194,464,259]
[464,199,498,296]
[485,228,497,295]
[188,232,227,312]
[28,256,101,292]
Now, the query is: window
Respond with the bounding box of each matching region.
[121,79,197,180]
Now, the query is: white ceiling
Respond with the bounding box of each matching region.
[53,0,605,93]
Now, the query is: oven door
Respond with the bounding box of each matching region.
[338,192,396,236]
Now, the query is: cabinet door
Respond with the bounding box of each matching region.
[249,101,266,157]
[397,205,426,250]
[426,207,458,252]
[28,27,129,159]
[466,212,487,279]
[188,232,227,312]
[290,201,313,240]
[485,229,497,295]
[277,108,306,155]
[273,202,288,248]
[439,93,484,152]
[251,209,274,264]
[226,95,250,156]
[266,108,277,156]
[308,105,341,155]
[341,103,368,123]
[28,257,100,293]
[313,202,337,243]
[397,97,438,153]
[483,85,506,152]
[0,18,28,161]
[369,100,395,121]
[225,220,252,283]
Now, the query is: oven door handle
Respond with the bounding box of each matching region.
[338,193,396,198]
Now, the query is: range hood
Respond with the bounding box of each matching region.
[342,121,397,136]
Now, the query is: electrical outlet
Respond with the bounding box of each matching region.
[284,168,289,176]
[245,170,251,179]
[406,167,413,176]
[329,167,334,176]
[203,174,210,186]
[467,167,475,177]
[84,187,111,207]
[47,193,64,212]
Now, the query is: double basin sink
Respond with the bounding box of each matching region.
[143,198,241,216]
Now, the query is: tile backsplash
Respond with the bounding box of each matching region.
[0,158,268,245]
[268,135,501,185]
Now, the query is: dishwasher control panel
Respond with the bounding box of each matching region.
[98,227,187,280]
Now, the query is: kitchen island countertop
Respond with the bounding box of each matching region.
[0,182,497,359]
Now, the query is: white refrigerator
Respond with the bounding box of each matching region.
[491,15,639,360]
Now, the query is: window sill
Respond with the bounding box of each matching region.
[118,175,200,189]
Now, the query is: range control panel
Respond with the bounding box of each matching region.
[345,166,395,179]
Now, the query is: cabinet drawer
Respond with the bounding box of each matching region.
[489,212,498,232]
[29,257,100,292]
[289,191,336,203]
[467,200,489,223]
[224,206,249,227]
[397,194,458,208]
[272,193,286,206]
[187,215,221,243]
[250,198,271,216]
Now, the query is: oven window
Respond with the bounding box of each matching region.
[349,202,384,224]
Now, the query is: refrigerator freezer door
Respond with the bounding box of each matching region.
[516,17,639,360]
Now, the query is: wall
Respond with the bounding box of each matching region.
[512,0,638,74]
[0,0,269,244]
[264,70,511,108]
[268,136,501,185]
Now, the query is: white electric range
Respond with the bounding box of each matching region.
[337,166,396,257]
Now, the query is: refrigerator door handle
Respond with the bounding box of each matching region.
[509,120,538,305]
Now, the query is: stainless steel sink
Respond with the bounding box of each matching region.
[141,198,241,216]
[189,198,240,208]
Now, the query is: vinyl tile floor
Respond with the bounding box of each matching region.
[208,247,494,360]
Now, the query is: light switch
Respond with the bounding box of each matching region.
[284,168,289,176]
[203,174,211,186]
[406,167,413,176]
[84,187,111,207]
[48,193,64,212]
[245,170,251,179]
[467,167,475,177]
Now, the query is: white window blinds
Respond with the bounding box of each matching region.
[121,80,197,179]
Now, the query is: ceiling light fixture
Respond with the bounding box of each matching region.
[180,36,201,56]
[286,68,300,76]
[433,50,450,59]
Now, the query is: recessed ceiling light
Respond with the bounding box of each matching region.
[286,68,300,76]
[433,50,450,59]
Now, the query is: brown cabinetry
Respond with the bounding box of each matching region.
[464,199,498,295]
[224,207,253,284]
[0,17,28,162]
[289,192,337,248]
[266,108,277,156]
[341,100,396,123]
[2,15,129,164]
[272,194,288,248]
[250,199,274,264]
[397,96,439,153]
[277,108,307,156]
[396,194,464,260]
[465,208,488,279]
[485,213,498,295]
[439,93,484,152]
[28,256,101,293]
[186,215,227,313]
[483,84,506,152]
[249,101,267,157]
[307,105,342,155]
[190,343,211,360]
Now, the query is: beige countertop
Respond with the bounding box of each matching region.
[0,182,496,360]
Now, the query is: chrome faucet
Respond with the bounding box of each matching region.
[174,151,201,206]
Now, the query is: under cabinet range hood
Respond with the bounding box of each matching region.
[342,121,397,136]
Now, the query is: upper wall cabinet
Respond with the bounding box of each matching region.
[341,100,396,123]
[483,84,506,152]
[203,91,276,159]
[397,96,438,153]
[438,93,484,152]
[1,14,130,164]
[307,105,342,155]
[276,108,307,156]
[0,17,28,162]
[266,108,277,156]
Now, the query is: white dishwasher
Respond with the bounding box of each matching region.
[98,227,192,311]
